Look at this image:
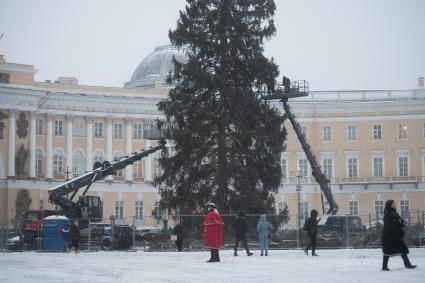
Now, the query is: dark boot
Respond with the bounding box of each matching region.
[382,255,390,271]
[234,248,238,256]
[244,240,253,256]
[402,254,417,269]
[214,249,220,262]
[207,250,215,262]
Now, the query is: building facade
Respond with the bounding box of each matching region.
[0,49,424,228]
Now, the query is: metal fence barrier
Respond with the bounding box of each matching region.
[1,210,424,252]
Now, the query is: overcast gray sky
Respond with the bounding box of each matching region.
[0,0,424,91]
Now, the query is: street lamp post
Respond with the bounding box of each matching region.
[65,166,74,181]
[296,172,302,249]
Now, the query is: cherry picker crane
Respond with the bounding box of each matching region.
[47,139,167,220]
[263,78,338,216]
[20,126,169,250]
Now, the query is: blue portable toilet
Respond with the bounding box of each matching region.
[42,215,70,252]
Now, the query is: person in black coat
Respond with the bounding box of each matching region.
[382,199,416,271]
[69,220,80,252]
[233,211,253,256]
[173,220,184,252]
[303,209,319,256]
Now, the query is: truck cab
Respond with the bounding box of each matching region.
[21,209,58,249]
[318,215,364,234]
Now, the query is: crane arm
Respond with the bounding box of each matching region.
[47,140,166,216]
[282,100,338,215]
[263,80,338,216]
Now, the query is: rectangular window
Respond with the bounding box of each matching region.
[298,158,309,183]
[278,201,287,213]
[39,199,44,210]
[0,72,10,83]
[115,200,124,220]
[400,200,410,221]
[349,200,358,216]
[114,123,123,139]
[135,201,144,220]
[322,158,333,179]
[152,157,161,178]
[373,124,382,140]
[133,160,143,180]
[423,123,425,139]
[154,201,163,219]
[322,126,332,141]
[54,120,64,136]
[398,156,409,177]
[280,156,287,182]
[373,157,383,177]
[94,122,103,138]
[36,150,43,176]
[374,200,384,219]
[299,201,309,221]
[36,118,44,135]
[348,158,358,178]
[74,119,84,137]
[347,125,357,141]
[134,123,143,139]
[397,124,407,140]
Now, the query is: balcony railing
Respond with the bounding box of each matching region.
[282,176,423,185]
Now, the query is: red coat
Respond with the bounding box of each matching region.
[203,210,224,249]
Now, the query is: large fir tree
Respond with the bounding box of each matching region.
[156,0,286,215]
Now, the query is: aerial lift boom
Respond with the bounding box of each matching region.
[264,78,339,216]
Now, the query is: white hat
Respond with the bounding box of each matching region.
[207,202,216,208]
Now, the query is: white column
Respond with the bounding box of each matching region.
[144,139,152,182]
[7,109,16,178]
[66,114,73,172]
[125,117,133,182]
[86,116,93,171]
[28,111,37,179]
[46,113,53,180]
[106,116,114,181]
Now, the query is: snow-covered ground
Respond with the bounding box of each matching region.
[0,248,423,283]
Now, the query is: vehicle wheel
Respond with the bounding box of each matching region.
[100,236,112,250]
[31,238,43,250]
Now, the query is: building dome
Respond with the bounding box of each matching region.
[125,44,188,89]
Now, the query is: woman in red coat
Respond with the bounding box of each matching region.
[204,202,224,262]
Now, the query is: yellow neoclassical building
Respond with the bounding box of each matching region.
[0,47,424,228]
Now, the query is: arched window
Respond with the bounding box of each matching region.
[53,149,64,177]
[152,152,164,179]
[113,152,124,179]
[35,148,44,176]
[133,160,144,181]
[93,150,104,163]
[73,150,84,176]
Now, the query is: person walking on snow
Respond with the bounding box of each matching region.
[173,220,184,252]
[203,203,224,262]
[304,209,319,256]
[257,214,273,256]
[233,211,253,256]
[69,220,80,253]
[382,199,417,271]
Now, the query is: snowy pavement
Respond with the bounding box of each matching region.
[0,248,423,283]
